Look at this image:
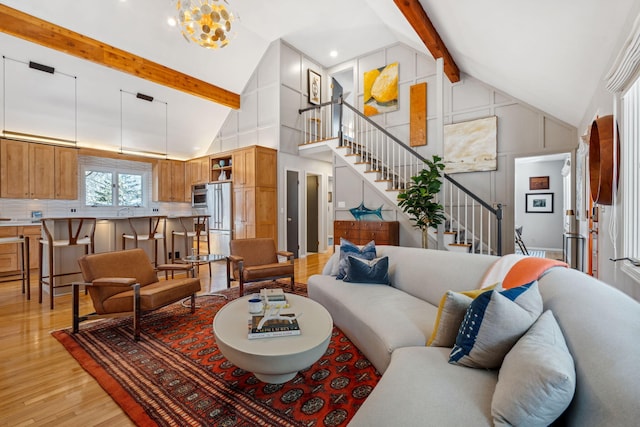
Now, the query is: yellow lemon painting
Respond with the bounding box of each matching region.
[363,62,399,116]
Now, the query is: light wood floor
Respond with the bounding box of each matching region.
[0,251,332,427]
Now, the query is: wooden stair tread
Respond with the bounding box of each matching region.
[449,243,472,247]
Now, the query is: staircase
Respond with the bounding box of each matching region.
[299,98,503,256]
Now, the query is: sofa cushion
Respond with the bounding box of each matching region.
[343,256,390,285]
[348,347,497,427]
[492,310,576,426]
[449,281,542,369]
[427,285,496,347]
[335,238,376,280]
[307,273,436,373]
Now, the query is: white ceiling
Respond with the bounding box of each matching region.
[1,0,638,159]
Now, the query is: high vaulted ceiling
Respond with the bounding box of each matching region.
[0,0,638,159]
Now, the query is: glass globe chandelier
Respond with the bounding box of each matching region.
[175,0,237,49]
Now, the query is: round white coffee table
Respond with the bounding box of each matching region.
[213,293,333,384]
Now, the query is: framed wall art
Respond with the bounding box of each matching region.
[308,69,321,105]
[363,62,399,116]
[525,192,554,213]
[529,176,550,190]
[443,116,497,173]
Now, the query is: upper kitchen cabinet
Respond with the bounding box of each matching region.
[186,156,210,187]
[54,146,78,200]
[0,139,56,199]
[153,159,187,202]
[232,146,276,188]
[0,140,78,200]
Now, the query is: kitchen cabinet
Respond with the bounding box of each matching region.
[231,146,277,243]
[1,139,55,199]
[333,220,399,246]
[186,156,210,188]
[55,146,78,199]
[153,159,187,202]
[0,140,77,200]
[0,225,41,273]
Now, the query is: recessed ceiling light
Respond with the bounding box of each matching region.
[167,17,177,27]
[329,50,338,58]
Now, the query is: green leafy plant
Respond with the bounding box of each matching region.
[397,155,445,246]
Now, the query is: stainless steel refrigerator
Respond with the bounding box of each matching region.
[206,182,232,256]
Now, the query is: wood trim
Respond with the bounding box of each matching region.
[393,0,460,83]
[0,4,240,109]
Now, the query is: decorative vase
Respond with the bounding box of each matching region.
[421,228,429,249]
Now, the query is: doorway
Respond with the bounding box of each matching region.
[513,152,571,257]
[306,174,319,253]
[286,170,299,258]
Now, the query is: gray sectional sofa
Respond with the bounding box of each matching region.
[307,245,640,426]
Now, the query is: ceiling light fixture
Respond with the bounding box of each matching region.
[167,16,177,27]
[175,0,237,49]
[329,50,338,58]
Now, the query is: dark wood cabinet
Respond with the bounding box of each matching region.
[334,220,399,246]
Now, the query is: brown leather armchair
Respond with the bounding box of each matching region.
[73,248,200,340]
[226,238,294,296]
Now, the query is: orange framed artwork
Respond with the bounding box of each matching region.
[529,176,550,190]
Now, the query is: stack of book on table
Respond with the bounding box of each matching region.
[247,313,301,339]
[260,288,288,308]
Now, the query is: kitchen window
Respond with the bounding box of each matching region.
[81,156,150,207]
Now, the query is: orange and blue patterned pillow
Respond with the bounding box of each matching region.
[449,280,543,369]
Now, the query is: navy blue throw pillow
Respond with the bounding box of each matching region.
[336,238,376,280]
[343,256,390,285]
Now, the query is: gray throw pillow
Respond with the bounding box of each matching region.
[492,310,576,426]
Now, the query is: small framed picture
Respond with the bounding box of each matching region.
[529,176,550,190]
[525,193,554,213]
[308,69,321,105]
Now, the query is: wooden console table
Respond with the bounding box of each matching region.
[334,220,399,246]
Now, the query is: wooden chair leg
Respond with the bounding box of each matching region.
[132,283,141,341]
[38,241,43,304]
[48,246,54,309]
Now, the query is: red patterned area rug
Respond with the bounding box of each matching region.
[52,283,380,427]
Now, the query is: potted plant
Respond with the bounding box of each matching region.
[397,155,446,248]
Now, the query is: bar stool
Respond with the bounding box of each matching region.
[171,215,211,277]
[121,216,168,268]
[0,234,30,299]
[39,217,96,309]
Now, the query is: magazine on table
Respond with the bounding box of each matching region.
[247,313,300,339]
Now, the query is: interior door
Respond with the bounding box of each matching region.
[331,77,343,138]
[306,175,319,253]
[286,170,299,258]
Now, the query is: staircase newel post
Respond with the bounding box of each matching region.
[496,203,503,256]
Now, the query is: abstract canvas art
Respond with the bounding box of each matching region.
[363,62,399,116]
[444,116,498,173]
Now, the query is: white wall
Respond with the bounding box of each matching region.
[326,43,577,252]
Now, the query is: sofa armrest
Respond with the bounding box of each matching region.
[92,277,138,287]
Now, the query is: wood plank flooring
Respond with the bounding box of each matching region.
[0,251,332,426]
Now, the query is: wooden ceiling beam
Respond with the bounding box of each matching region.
[394,0,460,83]
[0,4,240,109]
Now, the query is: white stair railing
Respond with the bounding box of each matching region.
[299,98,503,255]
